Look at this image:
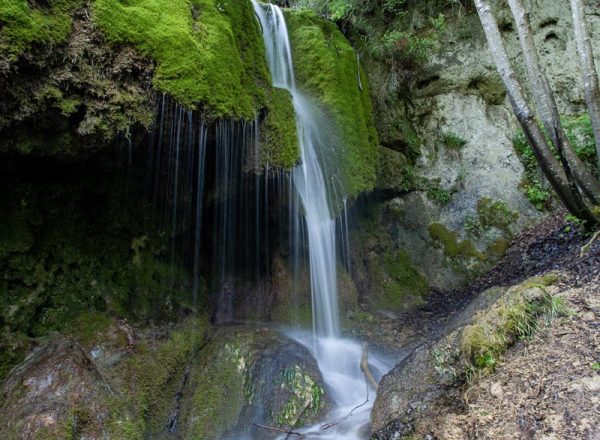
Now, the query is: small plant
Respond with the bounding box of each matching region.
[592,362,600,372]
[440,132,467,153]
[423,177,455,205]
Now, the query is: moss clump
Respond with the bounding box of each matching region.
[428,223,486,260]
[115,317,208,435]
[275,365,325,426]
[260,87,300,169]
[93,0,270,118]
[376,146,416,193]
[375,251,428,311]
[285,10,379,199]
[461,280,566,379]
[0,0,82,62]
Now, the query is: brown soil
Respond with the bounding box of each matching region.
[422,277,600,440]
[412,210,600,439]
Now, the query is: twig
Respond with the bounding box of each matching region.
[320,342,375,431]
[580,230,600,257]
[361,342,379,390]
[253,423,303,437]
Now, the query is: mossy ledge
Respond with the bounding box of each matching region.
[285,9,380,199]
[93,0,270,118]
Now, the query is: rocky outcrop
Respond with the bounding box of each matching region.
[367,0,600,290]
[370,273,562,438]
[179,327,330,439]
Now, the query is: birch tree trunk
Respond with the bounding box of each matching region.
[570,0,600,170]
[474,0,598,223]
[508,0,600,205]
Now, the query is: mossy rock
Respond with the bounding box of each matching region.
[285,9,379,200]
[260,87,300,169]
[428,223,486,261]
[0,0,83,63]
[179,327,329,439]
[372,274,563,437]
[93,0,270,118]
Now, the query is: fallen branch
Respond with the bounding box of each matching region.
[580,230,600,258]
[320,342,376,431]
[253,423,303,437]
[361,342,379,391]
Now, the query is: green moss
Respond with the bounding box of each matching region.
[285,10,379,199]
[93,0,270,118]
[377,146,416,193]
[376,251,428,311]
[461,281,567,380]
[260,87,300,169]
[275,365,324,426]
[115,316,208,435]
[186,333,254,438]
[69,311,113,347]
[476,198,519,233]
[428,223,486,260]
[0,0,82,62]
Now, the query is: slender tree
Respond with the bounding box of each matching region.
[570,0,600,169]
[508,0,600,205]
[474,0,599,223]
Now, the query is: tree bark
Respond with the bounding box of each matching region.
[508,0,600,205]
[570,0,600,170]
[475,0,598,223]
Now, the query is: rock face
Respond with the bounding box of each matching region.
[0,338,116,439]
[367,0,600,290]
[370,275,560,438]
[179,327,330,440]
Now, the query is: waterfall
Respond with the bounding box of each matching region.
[253,1,340,339]
[253,4,392,439]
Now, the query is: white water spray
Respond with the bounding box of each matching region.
[253,4,393,439]
[253,2,340,338]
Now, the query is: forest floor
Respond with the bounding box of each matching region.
[365,209,600,439]
[404,210,600,439]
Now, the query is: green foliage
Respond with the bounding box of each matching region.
[465,198,519,237]
[424,178,455,205]
[440,131,466,153]
[0,0,82,62]
[93,0,270,118]
[513,113,599,210]
[285,10,379,199]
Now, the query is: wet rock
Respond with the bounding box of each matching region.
[0,337,116,439]
[179,326,330,440]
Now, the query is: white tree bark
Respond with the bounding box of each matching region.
[570,0,600,169]
[475,0,597,222]
[509,0,600,204]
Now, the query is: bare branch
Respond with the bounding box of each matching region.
[253,423,303,437]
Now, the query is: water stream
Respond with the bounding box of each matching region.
[253,3,391,438]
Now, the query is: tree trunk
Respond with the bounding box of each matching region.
[474,0,598,223]
[508,0,600,205]
[570,0,600,170]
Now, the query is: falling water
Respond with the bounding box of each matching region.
[253,1,340,338]
[253,3,391,439]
